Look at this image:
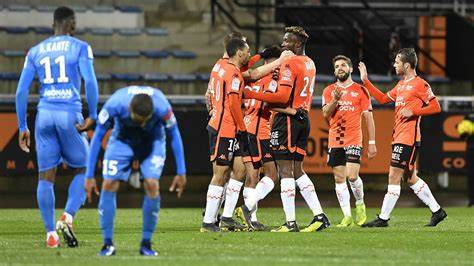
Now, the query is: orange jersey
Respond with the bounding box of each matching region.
[386,76,436,145]
[322,82,372,148]
[279,55,316,112]
[243,74,277,139]
[207,60,245,138]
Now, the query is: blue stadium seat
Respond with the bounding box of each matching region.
[145,28,169,36]
[143,73,169,82]
[368,74,394,83]
[170,74,198,82]
[116,5,142,13]
[31,27,54,35]
[69,5,88,12]
[171,50,197,59]
[425,76,450,84]
[0,72,20,80]
[5,27,29,34]
[141,50,170,59]
[114,50,141,58]
[89,28,114,36]
[91,5,115,13]
[96,73,112,81]
[111,73,141,81]
[196,73,211,81]
[35,5,56,12]
[94,50,113,58]
[2,50,26,57]
[117,28,142,36]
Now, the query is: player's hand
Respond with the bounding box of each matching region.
[399,108,414,118]
[169,174,187,198]
[280,50,294,60]
[293,108,307,123]
[333,86,343,101]
[358,62,368,81]
[85,178,100,203]
[76,117,95,132]
[368,144,377,159]
[18,130,31,153]
[237,130,250,153]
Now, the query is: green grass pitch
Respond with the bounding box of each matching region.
[0,207,473,265]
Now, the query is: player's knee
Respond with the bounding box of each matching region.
[102,179,120,192]
[39,168,57,183]
[143,179,160,198]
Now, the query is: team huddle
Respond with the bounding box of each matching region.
[14,6,448,257]
[201,27,448,232]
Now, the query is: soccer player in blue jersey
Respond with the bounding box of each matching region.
[84,86,186,256]
[15,6,99,248]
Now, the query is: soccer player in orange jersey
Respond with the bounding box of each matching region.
[201,38,251,232]
[244,26,330,232]
[359,48,447,227]
[322,55,377,227]
[231,45,282,231]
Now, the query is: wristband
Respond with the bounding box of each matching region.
[368,140,376,145]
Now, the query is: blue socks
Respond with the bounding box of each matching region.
[37,180,55,232]
[99,191,117,245]
[141,195,161,245]
[64,173,86,217]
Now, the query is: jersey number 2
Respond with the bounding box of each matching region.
[40,55,69,84]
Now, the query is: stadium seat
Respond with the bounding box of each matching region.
[35,5,56,12]
[141,50,170,59]
[2,49,26,57]
[114,50,141,58]
[171,50,197,59]
[117,28,142,36]
[89,28,114,36]
[116,5,142,13]
[31,27,54,35]
[425,76,450,83]
[94,50,113,58]
[170,74,198,82]
[96,73,112,81]
[143,73,169,82]
[196,73,211,81]
[111,73,142,81]
[317,74,335,83]
[144,28,169,36]
[4,27,29,34]
[7,4,30,12]
[0,72,20,80]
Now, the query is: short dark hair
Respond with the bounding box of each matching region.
[285,26,309,45]
[261,45,282,60]
[54,6,75,22]
[397,48,417,69]
[226,38,247,57]
[223,31,245,48]
[130,94,154,117]
[332,55,353,68]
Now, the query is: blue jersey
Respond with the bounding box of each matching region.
[86,86,186,178]
[16,35,99,132]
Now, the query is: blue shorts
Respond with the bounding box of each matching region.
[102,136,166,181]
[35,109,89,172]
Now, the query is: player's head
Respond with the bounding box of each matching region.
[226,38,250,66]
[261,45,282,63]
[282,26,308,54]
[332,55,353,82]
[223,31,247,48]
[393,48,417,75]
[129,93,154,127]
[53,6,76,34]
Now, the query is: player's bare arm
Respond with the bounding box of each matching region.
[363,111,377,159]
[322,86,342,119]
[76,117,96,132]
[243,50,294,81]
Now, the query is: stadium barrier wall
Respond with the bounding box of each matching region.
[0,107,469,176]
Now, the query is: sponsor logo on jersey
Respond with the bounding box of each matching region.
[43,88,73,99]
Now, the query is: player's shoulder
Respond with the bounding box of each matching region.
[323,83,336,92]
[413,76,431,89]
